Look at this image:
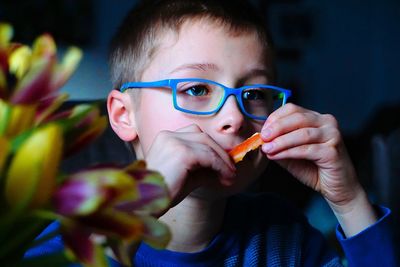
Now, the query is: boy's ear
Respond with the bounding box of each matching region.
[107,90,138,142]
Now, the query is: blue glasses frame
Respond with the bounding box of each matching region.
[120,78,292,120]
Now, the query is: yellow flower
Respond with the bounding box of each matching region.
[9,45,32,79]
[3,30,82,105]
[5,123,63,209]
[0,99,36,137]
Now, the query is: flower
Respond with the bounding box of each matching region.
[0,23,171,267]
[53,161,170,266]
[0,136,10,172]
[5,123,63,209]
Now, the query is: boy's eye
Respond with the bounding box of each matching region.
[184,85,209,97]
[243,89,265,100]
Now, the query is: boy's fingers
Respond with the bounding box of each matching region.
[261,111,324,142]
[189,133,236,170]
[265,143,327,162]
[264,103,310,125]
[175,124,236,171]
[170,141,236,184]
[156,124,236,184]
[261,127,331,154]
[147,133,235,192]
[191,143,236,181]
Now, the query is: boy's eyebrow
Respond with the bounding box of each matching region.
[169,62,272,82]
[169,63,220,74]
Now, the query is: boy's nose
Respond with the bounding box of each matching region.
[216,95,245,133]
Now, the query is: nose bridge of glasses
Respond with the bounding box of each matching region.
[223,86,242,102]
[217,86,246,115]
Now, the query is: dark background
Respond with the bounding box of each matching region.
[1,0,399,135]
[2,0,398,192]
[2,0,399,255]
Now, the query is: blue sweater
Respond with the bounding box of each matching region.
[26,193,397,266]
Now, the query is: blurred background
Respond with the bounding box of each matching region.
[1,0,399,134]
[1,0,399,258]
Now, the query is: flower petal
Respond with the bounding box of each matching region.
[62,104,108,156]
[35,92,69,125]
[5,123,63,209]
[77,208,144,242]
[0,100,37,138]
[0,136,10,172]
[63,226,94,264]
[0,61,6,97]
[65,116,107,156]
[118,162,170,214]
[0,99,11,135]
[0,52,8,99]
[54,168,139,216]
[61,221,108,267]
[9,32,56,104]
[141,216,171,249]
[31,34,56,61]
[109,240,136,267]
[0,23,13,47]
[0,44,20,98]
[115,182,170,215]
[59,104,98,132]
[10,55,54,104]
[0,47,8,73]
[54,178,104,216]
[51,46,82,90]
[9,45,32,79]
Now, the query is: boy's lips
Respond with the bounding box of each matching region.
[224,148,234,153]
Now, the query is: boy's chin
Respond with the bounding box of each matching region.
[188,180,254,201]
[225,151,268,194]
[189,153,268,200]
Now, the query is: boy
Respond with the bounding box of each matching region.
[26,0,395,266]
[107,0,394,266]
[106,0,396,266]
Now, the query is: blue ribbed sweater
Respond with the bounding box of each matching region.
[26,193,396,266]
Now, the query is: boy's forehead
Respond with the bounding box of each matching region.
[144,19,271,79]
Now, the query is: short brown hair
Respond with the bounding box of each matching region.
[109,0,274,89]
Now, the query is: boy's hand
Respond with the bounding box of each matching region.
[260,103,377,236]
[145,124,236,207]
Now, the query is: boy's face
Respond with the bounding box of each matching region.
[131,20,271,196]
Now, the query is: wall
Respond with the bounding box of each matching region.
[269,0,400,134]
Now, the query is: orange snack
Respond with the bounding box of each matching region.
[229,132,264,163]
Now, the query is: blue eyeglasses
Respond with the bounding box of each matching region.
[120,78,292,120]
